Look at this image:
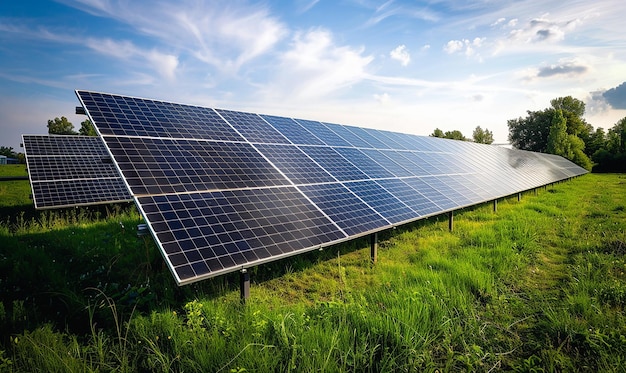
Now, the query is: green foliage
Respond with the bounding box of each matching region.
[547,109,571,157]
[79,119,98,136]
[592,117,626,172]
[508,108,554,152]
[472,126,494,144]
[429,128,468,141]
[430,128,444,138]
[1,174,625,371]
[0,146,16,158]
[47,116,77,135]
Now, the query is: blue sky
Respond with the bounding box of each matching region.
[1,0,625,151]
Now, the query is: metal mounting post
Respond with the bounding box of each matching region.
[240,269,250,302]
[493,199,498,212]
[370,232,378,264]
[448,211,454,231]
[518,192,521,202]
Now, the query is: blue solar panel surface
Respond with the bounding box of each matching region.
[76,90,588,285]
[23,135,132,209]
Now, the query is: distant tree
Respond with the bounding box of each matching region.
[583,127,607,157]
[507,108,554,152]
[550,96,587,136]
[508,96,590,154]
[547,110,571,158]
[430,128,445,138]
[443,130,467,141]
[472,126,494,144]
[79,119,97,136]
[47,116,77,135]
[0,146,16,158]
[569,134,592,170]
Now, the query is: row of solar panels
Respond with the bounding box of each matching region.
[22,90,588,285]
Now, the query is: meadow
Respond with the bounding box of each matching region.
[0,165,624,372]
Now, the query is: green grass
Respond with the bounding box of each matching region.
[0,174,625,372]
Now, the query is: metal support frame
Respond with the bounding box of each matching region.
[240,269,250,301]
[448,211,454,231]
[518,192,521,202]
[370,232,378,263]
[493,199,498,212]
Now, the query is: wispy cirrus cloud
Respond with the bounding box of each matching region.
[58,0,288,74]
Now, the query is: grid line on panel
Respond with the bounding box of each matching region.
[375,178,442,217]
[139,186,346,283]
[23,135,110,156]
[301,146,369,182]
[343,180,415,224]
[360,149,414,177]
[254,144,337,185]
[32,178,131,209]
[299,183,390,236]
[104,136,290,195]
[217,109,291,144]
[334,147,394,179]
[294,119,351,146]
[77,91,244,141]
[261,115,325,145]
[22,134,132,209]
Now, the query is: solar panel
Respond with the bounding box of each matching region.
[22,135,132,209]
[75,90,588,285]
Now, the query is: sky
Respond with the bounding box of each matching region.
[1,0,626,152]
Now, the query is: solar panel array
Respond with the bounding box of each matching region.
[22,135,132,209]
[75,90,588,285]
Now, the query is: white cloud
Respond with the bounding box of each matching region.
[507,15,581,44]
[263,28,374,101]
[390,45,410,66]
[443,38,485,59]
[60,0,287,73]
[374,93,390,104]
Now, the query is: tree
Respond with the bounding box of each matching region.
[568,134,592,170]
[430,128,444,138]
[507,108,554,152]
[47,116,77,135]
[472,126,494,144]
[443,130,467,141]
[550,96,587,136]
[0,146,16,158]
[546,110,571,158]
[79,119,97,136]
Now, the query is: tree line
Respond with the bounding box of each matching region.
[432,96,626,172]
[430,126,495,144]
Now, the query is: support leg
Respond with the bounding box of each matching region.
[370,232,378,264]
[448,211,454,232]
[240,269,250,302]
[518,192,521,202]
[493,199,498,212]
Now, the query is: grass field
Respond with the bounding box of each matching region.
[0,170,624,372]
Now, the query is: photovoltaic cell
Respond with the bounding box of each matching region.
[254,144,336,185]
[23,134,132,209]
[261,115,324,145]
[105,136,290,195]
[300,146,369,181]
[71,90,588,286]
[299,183,389,236]
[217,109,291,144]
[294,119,351,146]
[334,147,394,179]
[78,91,243,141]
[138,186,345,282]
[344,180,415,224]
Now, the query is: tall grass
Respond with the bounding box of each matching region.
[1,174,625,372]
